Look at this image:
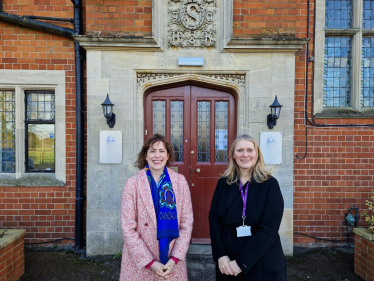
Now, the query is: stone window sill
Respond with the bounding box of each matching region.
[0,174,65,187]
[314,108,374,119]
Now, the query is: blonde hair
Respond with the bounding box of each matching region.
[222,134,270,184]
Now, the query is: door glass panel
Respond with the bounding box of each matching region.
[153,101,165,136]
[197,101,210,162]
[171,101,184,162]
[215,101,228,162]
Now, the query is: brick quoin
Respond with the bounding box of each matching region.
[0,234,25,281]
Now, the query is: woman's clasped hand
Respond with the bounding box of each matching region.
[218,256,242,276]
[150,259,176,280]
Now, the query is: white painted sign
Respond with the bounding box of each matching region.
[100,131,122,164]
[260,132,282,165]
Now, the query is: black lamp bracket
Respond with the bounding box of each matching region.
[106,113,115,128]
[267,114,276,129]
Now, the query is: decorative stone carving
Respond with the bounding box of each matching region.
[168,0,217,48]
[137,73,245,92]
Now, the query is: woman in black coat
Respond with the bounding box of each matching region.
[209,134,287,281]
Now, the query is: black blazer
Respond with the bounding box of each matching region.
[209,176,287,281]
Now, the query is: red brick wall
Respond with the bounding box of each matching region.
[234,0,374,245]
[0,187,75,243]
[354,234,374,281]
[0,0,77,245]
[0,234,25,281]
[293,0,374,246]
[233,0,297,38]
[84,0,152,36]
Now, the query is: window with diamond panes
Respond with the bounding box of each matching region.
[324,37,352,107]
[153,101,166,136]
[0,90,16,173]
[197,101,210,162]
[170,101,184,162]
[214,101,228,163]
[25,91,55,172]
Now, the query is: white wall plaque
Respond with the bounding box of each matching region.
[100,131,122,164]
[260,132,282,165]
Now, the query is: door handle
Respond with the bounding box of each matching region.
[196,169,201,173]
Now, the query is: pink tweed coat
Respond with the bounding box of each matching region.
[120,168,194,281]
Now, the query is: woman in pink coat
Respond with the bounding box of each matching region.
[120,134,194,281]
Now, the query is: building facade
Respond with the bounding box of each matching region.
[0,0,373,256]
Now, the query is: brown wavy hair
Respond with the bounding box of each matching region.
[134,133,175,169]
[222,134,270,184]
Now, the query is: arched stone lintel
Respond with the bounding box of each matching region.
[134,73,247,155]
[137,73,244,100]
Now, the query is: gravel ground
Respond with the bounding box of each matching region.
[19,246,363,281]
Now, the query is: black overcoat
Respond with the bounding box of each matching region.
[208,176,287,281]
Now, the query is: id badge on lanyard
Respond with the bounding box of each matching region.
[236,181,252,237]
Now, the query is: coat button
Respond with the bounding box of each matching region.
[144,223,148,226]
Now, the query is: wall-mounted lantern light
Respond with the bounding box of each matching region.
[267,95,283,129]
[101,93,115,128]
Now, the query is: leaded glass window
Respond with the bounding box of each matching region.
[214,102,228,163]
[170,101,183,162]
[325,0,352,29]
[323,37,351,107]
[153,101,166,136]
[363,0,374,29]
[317,0,374,113]
[0,90,16,173]
[25,91,55,172]
[362,38,374,107]
[197,101,210,162]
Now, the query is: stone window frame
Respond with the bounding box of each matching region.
[314,0,374,117]
[0,70,66,184]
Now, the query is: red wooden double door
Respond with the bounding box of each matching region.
[145,85,236,242]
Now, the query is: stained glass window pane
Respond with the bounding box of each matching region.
[26,92,55,120]
[215,102,228,163]
[197,101,210,163]
[170,101,183,162]
[363,0,374,29]
[361,38,374,107]
[27,124,55,171]
[325,0,352,29]
[153,101,166,136]
[323,37,351,107]
[0,90,16,173]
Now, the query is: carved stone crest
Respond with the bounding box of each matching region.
[168,0,217,48]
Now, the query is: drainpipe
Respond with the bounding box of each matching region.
[71,0,85,251]
[0,11,74,37]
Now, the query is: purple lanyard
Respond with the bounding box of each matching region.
[239,181,249,220]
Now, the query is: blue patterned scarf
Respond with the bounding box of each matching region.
[146,164,179,264]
